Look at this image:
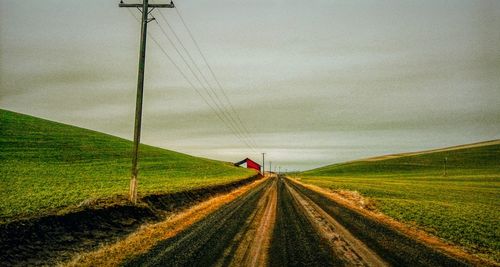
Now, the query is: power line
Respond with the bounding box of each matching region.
[126,9,256,152]
[149,31,256,151]
[167,7,259,149]
[156,9,258,149]
[152,18,252,148]
[176,8,259,149]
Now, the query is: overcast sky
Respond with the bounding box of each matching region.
[1,0,499,170]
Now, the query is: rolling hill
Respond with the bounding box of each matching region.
[300,140,500,261]
[0,109,256,220]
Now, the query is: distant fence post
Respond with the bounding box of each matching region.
[443,157,447,177]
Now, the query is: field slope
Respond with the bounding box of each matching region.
[0,109,255,220]
[300,140,500,262]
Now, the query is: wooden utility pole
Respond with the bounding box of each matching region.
[443,157,448,177]
[119,0,175,204]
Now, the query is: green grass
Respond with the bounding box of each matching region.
[0,109,256,220]
[300,141,500,261]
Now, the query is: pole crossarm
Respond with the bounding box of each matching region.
[119,3,175,8]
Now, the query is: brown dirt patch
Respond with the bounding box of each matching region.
[331,189,377,211]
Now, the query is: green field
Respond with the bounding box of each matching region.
[0,109,256,220]
[300,141,500,261]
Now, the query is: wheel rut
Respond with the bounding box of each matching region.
[269,177,341,266]
[226,177,277,267]
[284,179,387,266]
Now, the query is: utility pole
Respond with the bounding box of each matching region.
[443,157,448,177]
[119,0,175,204]
[262,153,266,176]
[269,161,272,174]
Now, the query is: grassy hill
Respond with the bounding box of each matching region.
[300,141,500,261]
[0,109,256,220]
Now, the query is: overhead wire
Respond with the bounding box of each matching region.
[151,17,251,147]
[173,6,259,150]
[156,9,259,150]
[125,9,257,152]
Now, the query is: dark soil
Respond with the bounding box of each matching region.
[0,175,260,266]
[269,178,342,267]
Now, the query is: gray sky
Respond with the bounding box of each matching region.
[1,0,499,171]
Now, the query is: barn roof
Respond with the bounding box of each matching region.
[234,158,261,167]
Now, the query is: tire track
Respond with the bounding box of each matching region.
[269,178,342,267]
[284,179,387,266]
[227,177,277,267]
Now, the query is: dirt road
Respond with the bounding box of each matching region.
[125,176,468,267]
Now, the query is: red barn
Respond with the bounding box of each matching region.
[234,158,261,173]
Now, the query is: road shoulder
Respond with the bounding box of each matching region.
[287,177,492,266]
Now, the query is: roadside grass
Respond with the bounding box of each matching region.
[300,141,500,261]
[0,109,256,220]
